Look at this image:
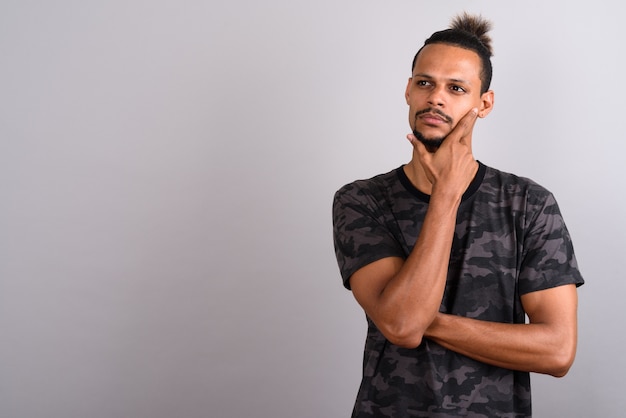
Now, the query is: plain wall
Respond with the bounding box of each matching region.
[1,1,624,417]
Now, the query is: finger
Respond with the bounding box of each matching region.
[407,133,431,165]
[406,133,420,148]
[446,108,478,145]
[407,133,423,152]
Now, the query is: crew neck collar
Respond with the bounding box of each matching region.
[396,161,486,203]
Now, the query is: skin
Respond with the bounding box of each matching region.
[349,43,578,377]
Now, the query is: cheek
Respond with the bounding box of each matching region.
[452,104,476,120]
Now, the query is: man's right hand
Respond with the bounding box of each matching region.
[407,107,479,199]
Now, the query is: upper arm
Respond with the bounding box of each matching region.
[349,256,404,316]
[521,284,579,374]
[521,284,578,327]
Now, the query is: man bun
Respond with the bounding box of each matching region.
[450,12,493,56]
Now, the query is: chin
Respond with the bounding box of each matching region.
[412,129,445,150]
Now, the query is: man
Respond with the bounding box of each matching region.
[332,13,584,417]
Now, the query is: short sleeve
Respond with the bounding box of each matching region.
[518,189,584,295]
[332,182,406,290]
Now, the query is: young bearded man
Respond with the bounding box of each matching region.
[332,13,584,417]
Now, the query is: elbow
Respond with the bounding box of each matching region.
[379,322,426,349]
[548,354,575,378]
[388,334,423,349]
[548,364,572,378]
[545,343,577,378]
[370,309,438,349]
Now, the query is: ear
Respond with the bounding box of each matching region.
[478,90,494,118]
[405,77,412,104]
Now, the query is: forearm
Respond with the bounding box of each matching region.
[372,193,462,346]
[350,188,469,349]
[424,313,576,377]
[352,111,480,348]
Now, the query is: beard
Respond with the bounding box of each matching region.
[412,128,446,151]
[412,107,453,152]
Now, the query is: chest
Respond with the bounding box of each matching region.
[390,196,527,322]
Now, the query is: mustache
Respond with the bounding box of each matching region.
[414,108,453,124]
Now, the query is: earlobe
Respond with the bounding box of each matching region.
[478,90,495,118]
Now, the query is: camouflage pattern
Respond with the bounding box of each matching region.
[332,163,584,417]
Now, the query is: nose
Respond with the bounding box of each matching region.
[427,86,445,107]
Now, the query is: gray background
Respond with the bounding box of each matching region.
[1,1,623,417]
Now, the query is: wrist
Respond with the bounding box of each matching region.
[428,188,463,214]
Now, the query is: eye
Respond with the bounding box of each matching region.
[450,85,466,93]
[415,79,431,87]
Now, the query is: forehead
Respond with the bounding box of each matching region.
[412,43,482,82]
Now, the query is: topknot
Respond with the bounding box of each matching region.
[450,12,493,56]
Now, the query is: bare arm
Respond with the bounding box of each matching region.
[350,109,478,348]
[423,284,579,377]
[350,196,460,348]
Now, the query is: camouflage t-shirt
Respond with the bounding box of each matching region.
[332,162,584,418]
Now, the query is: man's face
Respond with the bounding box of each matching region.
[405,43,492,150]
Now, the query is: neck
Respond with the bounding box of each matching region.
[403,152,478,196]
[403,158,434,195]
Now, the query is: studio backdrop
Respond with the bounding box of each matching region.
[1,1,624,417]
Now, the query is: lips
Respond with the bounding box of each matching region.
[415,108,452,126]
[419,113,447,124]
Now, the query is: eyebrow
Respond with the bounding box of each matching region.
[412,73,470,85]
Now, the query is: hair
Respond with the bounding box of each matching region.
[411,12,494,94]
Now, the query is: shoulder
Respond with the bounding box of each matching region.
[481,164,556,207]
[482,165,572,241]
[483,164,549,193]
[333,167,401,206]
